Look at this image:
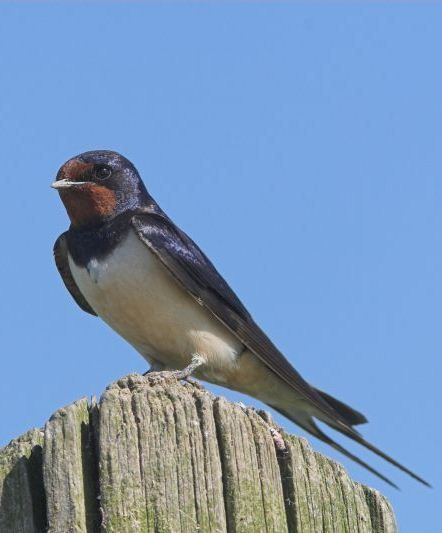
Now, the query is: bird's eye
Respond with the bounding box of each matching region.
[94,165,112,180]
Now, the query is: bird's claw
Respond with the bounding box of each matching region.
[143,354,204,385]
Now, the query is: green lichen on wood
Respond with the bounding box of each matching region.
[362,485,398,533]
[44,398,100,533]
[0,428,45,533]
[0,374,398,532]
[213,397,287,532]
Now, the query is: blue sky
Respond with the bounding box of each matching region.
[0,4,440,531]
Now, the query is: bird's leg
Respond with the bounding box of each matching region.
[172,354,205,380]
[143,354,204,383]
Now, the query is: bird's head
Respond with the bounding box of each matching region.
[52,150,150,228]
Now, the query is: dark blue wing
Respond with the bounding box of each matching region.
[54,233,97,316]
[131,211,345,422]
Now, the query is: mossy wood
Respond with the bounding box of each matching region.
[0,374,397,532]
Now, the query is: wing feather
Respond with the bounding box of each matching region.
[131,212,345,423]
[53,233,97,316]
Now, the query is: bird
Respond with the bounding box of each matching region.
[52,149,428,489]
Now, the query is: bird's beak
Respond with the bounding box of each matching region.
[51,179,90,190]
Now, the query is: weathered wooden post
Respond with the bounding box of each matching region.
[0,374,397,532]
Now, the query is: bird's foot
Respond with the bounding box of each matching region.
[143,362,165,377]
[182,376,203,388]
[173,354,205,380]
[143,354,204,385]
[144,370,181,382]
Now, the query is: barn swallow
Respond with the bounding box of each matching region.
[52,150,429,488]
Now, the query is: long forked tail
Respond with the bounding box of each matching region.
[313,387,368,426]
[324,414,431,488]
[272,404,430,489]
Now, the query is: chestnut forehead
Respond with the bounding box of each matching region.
[60,160,94,181]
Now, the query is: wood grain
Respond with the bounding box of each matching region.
[0,374,397,532]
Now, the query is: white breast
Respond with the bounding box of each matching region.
[68,228,243,378]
